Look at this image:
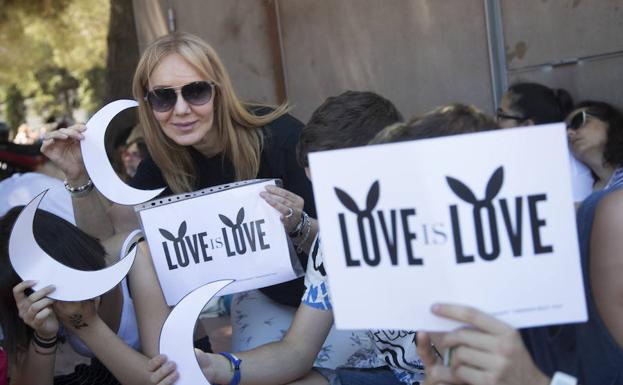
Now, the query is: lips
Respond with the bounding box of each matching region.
[172,121,197,132]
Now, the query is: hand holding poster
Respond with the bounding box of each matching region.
[309,124,587,331]
[137,179,301,305]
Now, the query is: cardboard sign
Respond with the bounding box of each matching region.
[136,179,301,305]
[309,124,587,331]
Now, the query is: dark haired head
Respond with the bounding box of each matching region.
[296,91,403,167]
[571,100,623,168]
[371,103,498,144]
[502,82,573,125]
[0,207,106,366]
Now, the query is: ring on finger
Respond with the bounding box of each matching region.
[285,207,294,218]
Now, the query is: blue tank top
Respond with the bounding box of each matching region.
[522,187,623,385]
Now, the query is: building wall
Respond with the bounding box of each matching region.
[131,0,623,122]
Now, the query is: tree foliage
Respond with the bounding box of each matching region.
[0,0,110,126]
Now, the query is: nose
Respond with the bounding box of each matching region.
[173,89,190,114]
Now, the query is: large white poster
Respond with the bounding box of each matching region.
[137,179,300,305]
[309,124,587,331]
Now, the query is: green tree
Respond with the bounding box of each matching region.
[0,0,110,118]
[5,85,25,134]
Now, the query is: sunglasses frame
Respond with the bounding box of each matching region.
[144,81,215,112]
[566,110,601,130]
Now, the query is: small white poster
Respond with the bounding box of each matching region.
[137,179,300,305]
[309,124,587,331]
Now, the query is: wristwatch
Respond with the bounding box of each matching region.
[550,372,577,385]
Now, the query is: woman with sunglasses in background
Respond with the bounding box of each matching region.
[566,101,623,191]
[496,82,594,203]
[40,32,366,372]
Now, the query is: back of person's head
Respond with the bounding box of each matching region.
[505,82,573,124]
[0,207,106,366]
[296,91,403,167]
[371,103,497,144]
[132,32,287,192]
[573,100,623,167]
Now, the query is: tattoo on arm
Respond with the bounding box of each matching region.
[69,314,89,330]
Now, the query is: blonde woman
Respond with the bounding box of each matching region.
[42,32,370,370]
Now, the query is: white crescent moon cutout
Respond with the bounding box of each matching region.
[82,99,165,205]
[159,280,234,385]
[8,190,138,301]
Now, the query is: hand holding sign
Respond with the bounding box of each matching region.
[429,304,551,385]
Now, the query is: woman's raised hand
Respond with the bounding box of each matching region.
[13,281,58,339]
[259,185,305,233]
[40,124,88,183]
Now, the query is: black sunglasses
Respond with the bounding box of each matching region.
[144,81,215,112]
[495,108,527,122]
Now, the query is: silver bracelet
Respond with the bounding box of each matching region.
[295,216,312,253]
[289,211,308,238]
[64,178,94,198]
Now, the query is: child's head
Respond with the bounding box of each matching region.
[371,103,498,144]
[296,90,403,170]
[0,207,107,365]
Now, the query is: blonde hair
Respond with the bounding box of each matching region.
[132,32,289,193]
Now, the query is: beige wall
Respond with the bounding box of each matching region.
[132,0,623,122]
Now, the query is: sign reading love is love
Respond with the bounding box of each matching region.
[136,179,301,305]
[309,124,587,331]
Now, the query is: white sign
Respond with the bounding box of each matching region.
[82,100,165,205]
[137,179,300,305]
[159,280,233,385]
[9,191,137,301]
[309,124,587,331]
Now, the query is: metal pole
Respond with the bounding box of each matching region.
[484,0,507,109]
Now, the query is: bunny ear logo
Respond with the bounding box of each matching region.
[177,221,187,239]
[485,167,504,201]
[159,228,177,242]
[446,177,478,204]
[334,187,361,214]
[219,214,235,228]
[236,208,245,226]
[365,181,380,214]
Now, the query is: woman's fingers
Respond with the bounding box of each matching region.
[28,298,55,317]
[28,285,56,304]
[148,354,168,372]
[440,327,498,352]
[432,304,511,335]
[12,280,36,302]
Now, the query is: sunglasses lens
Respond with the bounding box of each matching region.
[147,88,176,112]
[181,81,213,105]
[569,113,584,130]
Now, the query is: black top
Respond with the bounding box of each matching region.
[130,111,315,307]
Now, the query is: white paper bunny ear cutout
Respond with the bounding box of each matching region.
[8,190,137,301]
[82,99,165,205]
[159,280,234,385]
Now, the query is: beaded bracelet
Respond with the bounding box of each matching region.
[32,332,57,349]
[295,216,312,254]
[64,178,94,198]
[289,211,309,238]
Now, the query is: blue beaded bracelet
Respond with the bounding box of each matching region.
[218,352,241,385]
